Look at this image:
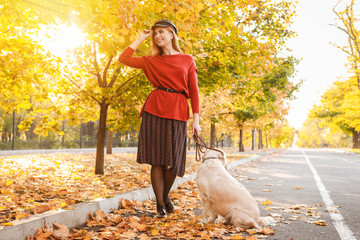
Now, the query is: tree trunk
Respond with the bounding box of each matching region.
[80,123,83,148]
[239,125,244,152]
[12,111,15,150]
[265,131,268,148]
[106,130,113,154]
[62,120,65,148]
[353,129,360,149]
[258,129,263,149]
[188,137,191,151]
[87,121,95,137]
[251,129,256,151]
[95,103,109,175]
[210,122,216,148]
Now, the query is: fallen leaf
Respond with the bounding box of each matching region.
[52,222,70,240]
[136,223,148,231]
[33,224,53,240]
[261,227,275,235]
[231,233,246,239]
[151,229,160,236]
[246,229,258,235]
[260,200,272,205]
[246,235,258,240]
[1,222,14,226]
[5,180,13,186]
[15,212,31,220]
[122,231,137,238]
[314,220,327,226]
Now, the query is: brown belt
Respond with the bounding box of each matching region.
[156,87,186,96]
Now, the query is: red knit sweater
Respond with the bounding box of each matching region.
[118,47,200,121]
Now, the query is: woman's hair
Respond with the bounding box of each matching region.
[151,27,181,56]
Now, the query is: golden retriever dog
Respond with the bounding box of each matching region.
[196,149,275,228]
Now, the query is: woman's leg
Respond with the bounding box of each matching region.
[151,165,165,208]
[163,168,176,204]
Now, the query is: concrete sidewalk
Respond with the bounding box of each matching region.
[0,155,260,240]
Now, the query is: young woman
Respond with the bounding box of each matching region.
[118,19,201,218]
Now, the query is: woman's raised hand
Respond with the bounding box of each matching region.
[139,29,151,40]
[129,29,151,50]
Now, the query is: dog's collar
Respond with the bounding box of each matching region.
[202,157,224,162]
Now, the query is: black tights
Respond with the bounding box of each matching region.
[151,165,176,209]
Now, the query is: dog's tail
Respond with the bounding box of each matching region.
[259,216,276,226]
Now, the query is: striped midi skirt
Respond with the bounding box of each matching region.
[136,111,187,177]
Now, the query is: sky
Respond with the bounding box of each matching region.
[285,0,350,130]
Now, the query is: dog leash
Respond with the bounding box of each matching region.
[193,132,224,162]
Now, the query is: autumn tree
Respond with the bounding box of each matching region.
[297,106,352,148]
[0,1,59,124]
[333,0,360,89]
[331,0,360,148]
[193,0,299,151]
[309,78,360,148]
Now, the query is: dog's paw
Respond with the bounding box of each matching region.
[259,216,276,226]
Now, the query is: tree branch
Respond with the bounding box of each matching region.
[113,73,141,99]
[108,67,121,88]
[345,5,360,57]
[330,42,352,55]
[93,43,104,87]
[103,55,113,87]
[61,72,101,104]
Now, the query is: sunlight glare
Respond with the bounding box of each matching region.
[39,24,85,57]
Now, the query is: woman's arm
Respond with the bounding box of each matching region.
[188,62,201,135]
[192,113,201,135]
[118,30,152,69]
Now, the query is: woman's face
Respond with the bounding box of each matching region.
[153,27,173,48]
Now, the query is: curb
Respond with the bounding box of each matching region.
[0,155,260,240]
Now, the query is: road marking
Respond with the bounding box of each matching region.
[302,150,357,240]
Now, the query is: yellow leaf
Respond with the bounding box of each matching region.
[246,229,258,235]
[5,180,13,186]
[151,229,160,236]
[261,227,275,235]
[2,222,14,226]
[314,220,327,226]
[16,213,31,220]
[197,2,204,10]
[260,200,272,205]
[231,234,246,239]
[246,235,258,240]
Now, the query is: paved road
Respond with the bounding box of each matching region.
[230,148,359,240]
